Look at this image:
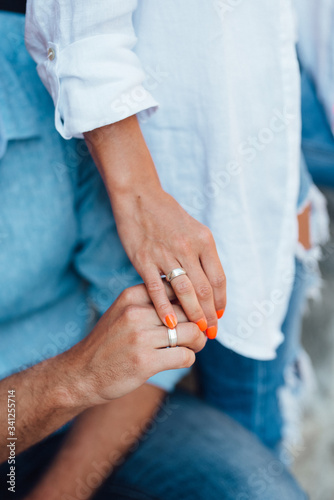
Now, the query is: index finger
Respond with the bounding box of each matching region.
[121,280,177,306]
[143,267,178,329]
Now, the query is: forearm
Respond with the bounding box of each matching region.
[84,115,162,203]
[0,345,90,463]
[26,384,166,500]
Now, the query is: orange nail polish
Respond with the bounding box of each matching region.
[165,314,177,329]
[206,326,218,339]
[196,318,208,332]
[216,309,225,319]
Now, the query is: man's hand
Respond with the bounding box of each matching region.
[0,284,205,461]
[84,116,226,340]
[75,283,206,405]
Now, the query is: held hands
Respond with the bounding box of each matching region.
[0,284,203,465]
[74,284,206,406]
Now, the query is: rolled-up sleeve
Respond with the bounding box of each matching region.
[25,0,158,139]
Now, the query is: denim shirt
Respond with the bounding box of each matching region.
[0,12,187,390]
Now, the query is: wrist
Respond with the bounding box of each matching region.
[63,339,117,408]
[47,346,94,413]
[111,179,164,208]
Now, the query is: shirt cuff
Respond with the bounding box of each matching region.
[36,34,158,139]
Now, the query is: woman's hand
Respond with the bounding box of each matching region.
[113,187,226,339]
[76,284,206,406]
[84,116,226,339]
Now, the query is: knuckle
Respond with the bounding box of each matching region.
[199,226,213,246]
[133,248,148,268]
[196,283,213,301]
[120,287,136,304]
[210,273,226,289]
[156,301,171,315]
[123,305,141,323]
[173,278,193,296]
[130,351,145,371]
[146,279,163,295]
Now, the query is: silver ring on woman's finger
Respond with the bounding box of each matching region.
[167,328,178,347]
[166,267,187,283]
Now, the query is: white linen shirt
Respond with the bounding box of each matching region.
[25,1,301,366]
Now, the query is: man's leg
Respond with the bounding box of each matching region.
[0,392,306,499]
[0,427,157,500]
[0,430,67,499]
[95,391,306,500]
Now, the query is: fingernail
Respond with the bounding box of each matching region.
[216,309,225,319]
[206,326,218,339]
[196,318,208,332]
[165,314,177,329]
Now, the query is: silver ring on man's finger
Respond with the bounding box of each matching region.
[167,328,178,347]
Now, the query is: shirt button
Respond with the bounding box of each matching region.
[47,47,55,61]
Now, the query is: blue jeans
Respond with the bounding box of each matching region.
[301,68,334,187]
[0,391,306,500]
[196,260,312,452]
[196,143,315,452]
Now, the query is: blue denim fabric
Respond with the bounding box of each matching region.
[196,259,311,451]
[0,391,306,500]
[301,69,334,187]
[0,11,187,392]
